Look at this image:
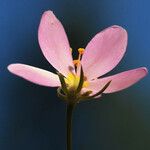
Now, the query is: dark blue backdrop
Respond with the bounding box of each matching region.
[0,0,150,150]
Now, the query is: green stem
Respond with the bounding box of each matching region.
[67,103,75,150]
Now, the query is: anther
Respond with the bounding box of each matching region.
[78,48,85,55]
[70,48,73,53]
[73,60,80,66]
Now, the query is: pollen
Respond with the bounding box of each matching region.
[70,48,73,53]
[73,60,80,66]
[83,80,89,87]
[78,48,85,55]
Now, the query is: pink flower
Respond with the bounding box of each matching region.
[8,10,148,100]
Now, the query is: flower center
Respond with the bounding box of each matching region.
[65,73,89,90]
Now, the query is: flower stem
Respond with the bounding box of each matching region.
[66,103,75,150]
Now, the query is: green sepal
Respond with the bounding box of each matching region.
[78,80,111,102]
[57,72,68,95]
[81,90,92,97]
[57,87,67,101]
[89,80,111,98]
[76,66,84,94]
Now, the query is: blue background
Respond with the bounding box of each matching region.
[0,0,150,150]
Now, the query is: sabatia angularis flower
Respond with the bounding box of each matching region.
[8,10,148,102]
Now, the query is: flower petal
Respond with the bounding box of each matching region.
[87,67,148,93]
[38,10,74,76]
[81,25,127,80]
[7,63,60,87]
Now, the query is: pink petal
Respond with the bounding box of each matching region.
[87,67,148,93]
[81,25,127,80]
[38,10,74,76]
[7,63,60,87]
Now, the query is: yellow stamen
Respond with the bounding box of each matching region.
[70,48,73,53]
[73,60,80,67]
[72,48,85,68]
[66,47,87,91]
[77,48,84,61]
[78,48,85,55]
[83,80,89,87]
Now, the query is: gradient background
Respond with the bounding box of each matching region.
[0,0,150,150]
